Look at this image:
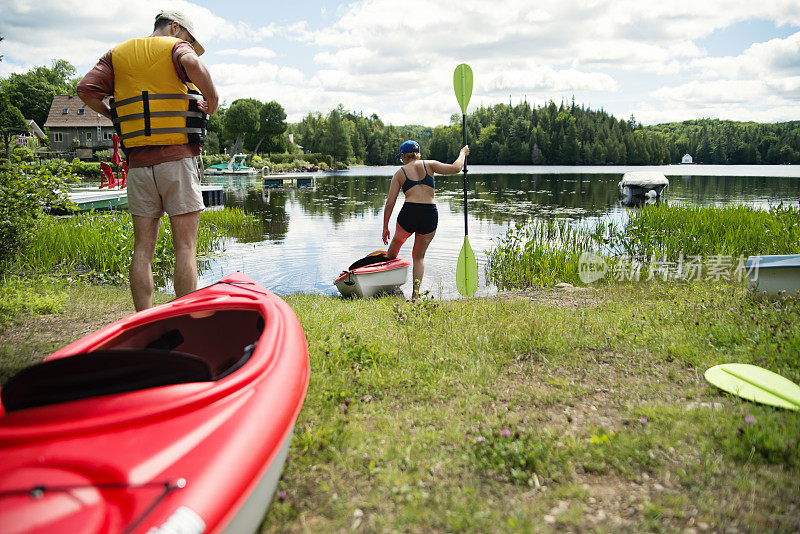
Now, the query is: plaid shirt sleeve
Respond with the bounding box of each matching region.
[76,50,114,99]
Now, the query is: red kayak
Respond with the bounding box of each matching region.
[0,273,309,534]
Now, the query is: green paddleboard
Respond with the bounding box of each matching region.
[704,363,800,411]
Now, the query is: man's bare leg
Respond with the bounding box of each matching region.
[130,215,161,311]
[169,210,201,298]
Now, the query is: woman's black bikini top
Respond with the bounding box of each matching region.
[401,161,435,192]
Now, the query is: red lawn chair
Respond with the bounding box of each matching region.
[100,161,117,189]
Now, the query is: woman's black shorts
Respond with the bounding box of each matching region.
[397,202,438,235]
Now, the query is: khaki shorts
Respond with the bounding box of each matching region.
[127,157,205,218]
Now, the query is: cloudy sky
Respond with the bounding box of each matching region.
[2,0,799,126]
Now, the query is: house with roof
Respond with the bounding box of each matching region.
[44,95,115,159]
[15,119,47,150]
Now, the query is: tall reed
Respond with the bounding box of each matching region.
[618,203,800,260]
[486,219,610,289]
[486,203,800,290]
[19,208,258,285]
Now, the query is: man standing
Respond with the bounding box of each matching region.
[77,11,218,310]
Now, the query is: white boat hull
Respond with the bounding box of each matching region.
[221,430,292,534]
[745,255,800,296]
[334,260,410,298]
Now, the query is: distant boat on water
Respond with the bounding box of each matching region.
[619,171,669,205]
[204,154,268,176]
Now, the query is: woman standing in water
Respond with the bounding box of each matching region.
[382,140,469,298]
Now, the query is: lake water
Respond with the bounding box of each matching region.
[196,165,800,299]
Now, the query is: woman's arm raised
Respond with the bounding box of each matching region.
[427,145,469,175]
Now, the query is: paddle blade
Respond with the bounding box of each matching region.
[456,235,479,297]
[453,63,473,114]
[704,363,800,411]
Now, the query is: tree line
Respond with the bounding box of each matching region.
[2,57,799,165]
[646,119,800,165]
[290,105,433,165]
[206,98,287,156]
[425,100,800,165]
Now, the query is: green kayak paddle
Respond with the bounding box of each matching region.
[704,363,800,411]
[454,63,478,297]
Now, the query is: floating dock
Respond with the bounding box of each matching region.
[67,189,128,212]
[264,173,316,188]
[65,185,224,213]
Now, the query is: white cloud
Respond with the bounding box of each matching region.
[480,65,620,94]
[0,0,240,69]
[652,80,767,105]
[3,0,800,125]
[693,31,800,79]
[276,0,800,124]
[218,47,277,59]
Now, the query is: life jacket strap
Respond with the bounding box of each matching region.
[142,91,151,136]
[112,110,207,124]
[110,92,204,108]
[120,127,205,141]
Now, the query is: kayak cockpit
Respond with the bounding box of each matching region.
[1,309,264,414]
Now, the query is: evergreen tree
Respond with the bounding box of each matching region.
[323,106,353,164]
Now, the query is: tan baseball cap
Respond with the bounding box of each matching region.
[155,10,205,56]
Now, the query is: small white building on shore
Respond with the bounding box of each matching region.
[681,153,694,164]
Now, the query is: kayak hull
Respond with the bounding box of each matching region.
[744,254,800,296]
[334,258,411,298]
[0,273,310,534]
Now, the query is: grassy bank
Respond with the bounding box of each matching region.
[13,207,260,285]
[486,203,800,290]
[1,277,797,532]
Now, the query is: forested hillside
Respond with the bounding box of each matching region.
[646,119,800,164]
[291,100,800,165]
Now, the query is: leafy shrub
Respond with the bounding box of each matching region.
[201,153,229,168]
[12,147,35,162]
[0,161,76,274]
[70,158,101,176]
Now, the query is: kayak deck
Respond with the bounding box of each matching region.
[0,274,310,534]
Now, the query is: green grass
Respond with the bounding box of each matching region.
[14,208,258,285]
[261,280,799,532]
[618,202,800,259]
[0,275,66,329]
[487,203,800,290]
[1,276,798,531]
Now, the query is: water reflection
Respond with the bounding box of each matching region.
[201,169,800,299]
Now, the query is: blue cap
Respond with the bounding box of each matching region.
[395,140,420,159]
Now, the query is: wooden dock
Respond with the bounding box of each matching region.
[65,185,224,213]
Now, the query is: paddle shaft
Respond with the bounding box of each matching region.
[462,113,468,236]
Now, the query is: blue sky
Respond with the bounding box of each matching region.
[2,0,799,126]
